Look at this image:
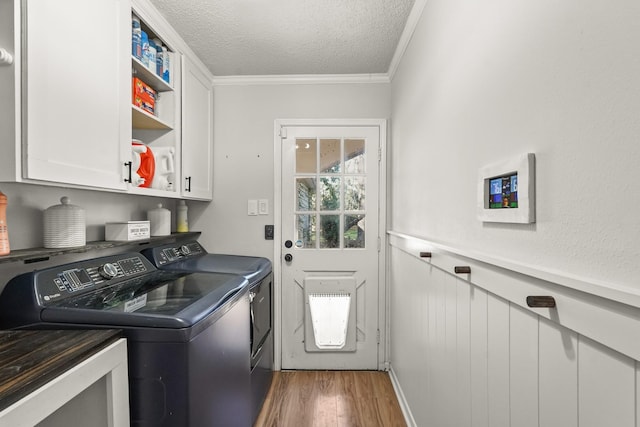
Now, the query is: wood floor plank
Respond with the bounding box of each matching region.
[254,371,406,427]
[336,394,359,427]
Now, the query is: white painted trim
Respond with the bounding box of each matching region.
[387,0,428,81]
[388,231,640,362]
[0,339,129,426]
[388,230,640,310]
[377,120,389,371]
[388,365,418,427]
[274,118,388,128]
[213,73,390,86]
[273,121,283,371]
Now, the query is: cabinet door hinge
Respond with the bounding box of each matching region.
[377,329,380,344]
[279,127,288,138]
[377,237,381,252]
[378,147,382,162]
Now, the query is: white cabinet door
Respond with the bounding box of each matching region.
[22,0,130,190]
[181,55,213,200]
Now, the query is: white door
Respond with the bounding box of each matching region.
[280,123,383,370]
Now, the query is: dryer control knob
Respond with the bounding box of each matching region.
[180,245,191,256]
[98,263,119,280]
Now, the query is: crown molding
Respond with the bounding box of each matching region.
[387,0,428,81]
[212,73,390,86]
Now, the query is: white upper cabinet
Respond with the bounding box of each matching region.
[0,0,213,199]
[21,0,131,190]
[181,56,213,200]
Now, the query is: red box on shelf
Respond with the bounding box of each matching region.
[133,95,155,115]
[132,77,157,101]
[132,77,156,115]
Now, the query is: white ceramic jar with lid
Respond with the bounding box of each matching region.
[147,204,171,236]
[43,197,86,248]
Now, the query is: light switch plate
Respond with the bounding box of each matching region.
[258,199,269,215]
[248,199,258,216]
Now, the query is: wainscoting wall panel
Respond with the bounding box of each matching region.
[578,336,635,427]
[486,294,509,427]
[469,287,488,427]
[538,317,578,427]
[388,232,640,427]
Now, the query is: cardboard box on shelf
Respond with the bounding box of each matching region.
[133,95,155,115]
[105,221,151,241]
[132,77,157,101]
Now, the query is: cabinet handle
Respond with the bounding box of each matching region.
[526,296,556,308]
[454,266,471,274]
[419,252,432,258]
[185,176,192,192]
[124,161,132,183]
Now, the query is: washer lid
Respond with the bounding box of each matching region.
[41,271,248,328]
[163,254,272,284]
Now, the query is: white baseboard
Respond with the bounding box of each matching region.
[388,365,417,427]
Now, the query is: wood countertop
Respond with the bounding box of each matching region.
[0,329,122,412]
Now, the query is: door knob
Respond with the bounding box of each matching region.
[284,240,293,248]
[284,253,293,262]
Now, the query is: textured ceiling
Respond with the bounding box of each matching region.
[148,0,416,76]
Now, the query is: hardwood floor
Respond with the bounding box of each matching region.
[254,371,407,427]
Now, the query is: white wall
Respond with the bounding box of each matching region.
[390,0,640,289]
[190,82,391,260]
[0,182,175,250]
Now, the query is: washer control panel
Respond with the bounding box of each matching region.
[35,254,153,305]
[151,241,205,266]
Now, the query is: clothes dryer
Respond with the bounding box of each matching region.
[142,241,273,424]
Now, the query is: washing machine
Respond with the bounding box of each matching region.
[142,241,273,424]
[0,252,252,427]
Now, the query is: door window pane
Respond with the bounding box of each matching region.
[344,215,365,248]
[292,134,371,251]
[320,177,340,211]
[344,139,365,173]
[344,177,365,211]
[319,215,340,248]
[296,178,316,211]
[296,214,316,248]
[296,138,317,173]
[320,139,341,173]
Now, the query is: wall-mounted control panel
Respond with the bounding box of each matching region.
[477,153,535,223]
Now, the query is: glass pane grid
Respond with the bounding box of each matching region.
[294,136,366,250]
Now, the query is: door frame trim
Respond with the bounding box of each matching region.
[273,118,388,371]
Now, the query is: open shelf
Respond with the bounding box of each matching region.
[132,105,173,129]
[0,232,201,265]
[132,56,173,92]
